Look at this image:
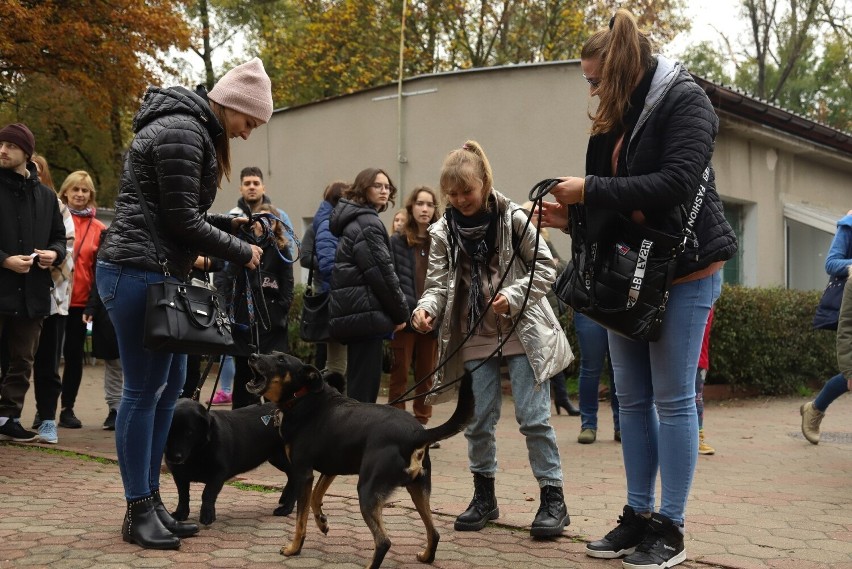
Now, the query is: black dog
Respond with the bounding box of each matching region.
[164,398,295,525]
[246,351,474,569]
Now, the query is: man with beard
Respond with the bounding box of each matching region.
[0,123,67,442]
[228,166,294,235]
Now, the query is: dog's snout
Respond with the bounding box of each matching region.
[249,353,260,364]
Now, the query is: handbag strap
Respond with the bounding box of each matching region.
[125,155,171,276]
[306,246,316,290]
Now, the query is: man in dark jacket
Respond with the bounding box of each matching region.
[0,123,67,442]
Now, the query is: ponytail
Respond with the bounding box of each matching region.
[582,9,655,136]
[440,139,494,210]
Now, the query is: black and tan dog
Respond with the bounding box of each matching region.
[164,398,295,525]
[246,351,474,569]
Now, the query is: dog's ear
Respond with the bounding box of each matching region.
[306,365,324,393]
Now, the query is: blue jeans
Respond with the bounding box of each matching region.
[814,373,849,412]
[218,355,234,394]
[464,355,563,486]
[96,261,187,500]
[608,272,721,525]
[575,312,620,431]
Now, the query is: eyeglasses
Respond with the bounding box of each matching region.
[371,182,393,192]
[583,74,601,88]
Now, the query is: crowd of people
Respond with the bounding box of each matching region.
[30,9,852,569]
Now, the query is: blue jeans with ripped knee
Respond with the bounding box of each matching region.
[609,272,721,525]
[96,261,187,500]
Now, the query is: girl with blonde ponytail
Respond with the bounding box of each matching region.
[413,140,574,539]
[537,8,737,569]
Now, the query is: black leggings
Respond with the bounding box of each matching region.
[61,307,87,410]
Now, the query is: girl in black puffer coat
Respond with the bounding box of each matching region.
[537,10,736,568]
[329,168,408,403]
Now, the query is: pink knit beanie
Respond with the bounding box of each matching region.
[208,58,273,124]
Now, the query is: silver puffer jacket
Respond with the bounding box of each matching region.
[416,190,574,404]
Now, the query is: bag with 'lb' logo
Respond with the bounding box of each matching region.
[553,167,709,342]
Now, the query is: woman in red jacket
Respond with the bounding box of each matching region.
[57,171,106,429]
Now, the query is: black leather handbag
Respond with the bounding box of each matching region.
[554,168,708,342]
[299,249,330,342]
[126,157,235,356]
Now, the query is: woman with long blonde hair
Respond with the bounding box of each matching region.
[537,10,736,567]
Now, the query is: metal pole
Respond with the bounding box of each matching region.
[396,0,407,203]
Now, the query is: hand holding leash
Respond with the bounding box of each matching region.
[245,244,262,269]
[548,176,585,205]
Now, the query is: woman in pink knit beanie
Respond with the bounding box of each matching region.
[96,58,273,551]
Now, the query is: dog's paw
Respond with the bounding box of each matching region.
[273,503,293,517]
[315,513,329,534]
[171,507,189,521]
[199,505,216,526]
[281,543,301,557]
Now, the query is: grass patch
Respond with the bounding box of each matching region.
[5,444,116,465]
[227,480,280,493]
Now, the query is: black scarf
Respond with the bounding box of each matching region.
[447,198,498,332]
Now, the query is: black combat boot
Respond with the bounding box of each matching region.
[530,485,570,537]
[152,489,199,537]
[122,494,181,550]
[454,473,499,531]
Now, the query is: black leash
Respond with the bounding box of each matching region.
[192,354,226,412]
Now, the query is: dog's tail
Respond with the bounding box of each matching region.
[421,371,474,445]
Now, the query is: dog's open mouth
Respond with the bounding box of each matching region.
[246,356,267,395]
[245,372,266,395]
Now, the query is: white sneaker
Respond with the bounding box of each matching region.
[38,420,58,444]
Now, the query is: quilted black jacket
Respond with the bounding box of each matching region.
[0,163,67,317]
[583,56,737,278]
[98,86,252,278]
[328,199,408,342]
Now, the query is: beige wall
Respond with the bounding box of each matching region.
[224,60,852,289]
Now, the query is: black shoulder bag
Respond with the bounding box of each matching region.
[126,158,236,355]
[299,247,330,342]
[553,167,709,342]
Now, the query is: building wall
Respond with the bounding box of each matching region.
[223,60,852,290]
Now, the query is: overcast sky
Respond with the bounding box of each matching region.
[666,0,749,57]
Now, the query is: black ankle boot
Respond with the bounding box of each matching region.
[454,473,499,531]
[530,485,570,538]
[152,489,199,537]
[122,495,181,550]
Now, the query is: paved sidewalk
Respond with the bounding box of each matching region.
[1,362,851,568]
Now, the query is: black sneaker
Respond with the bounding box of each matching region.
[0,419,39,442]
[59,408,82,429]
[31,412,42,430]
[103,409,117,431]
[586,505,649,558]
[622,512,686,569]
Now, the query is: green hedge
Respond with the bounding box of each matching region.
[287,283,836,396]
[707,284,834,395]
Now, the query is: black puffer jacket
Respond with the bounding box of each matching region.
[99,86,252,278]
[0,163,67,317]
[583,56,737,278]
[328,199,408,342]
[390,232,419,332]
